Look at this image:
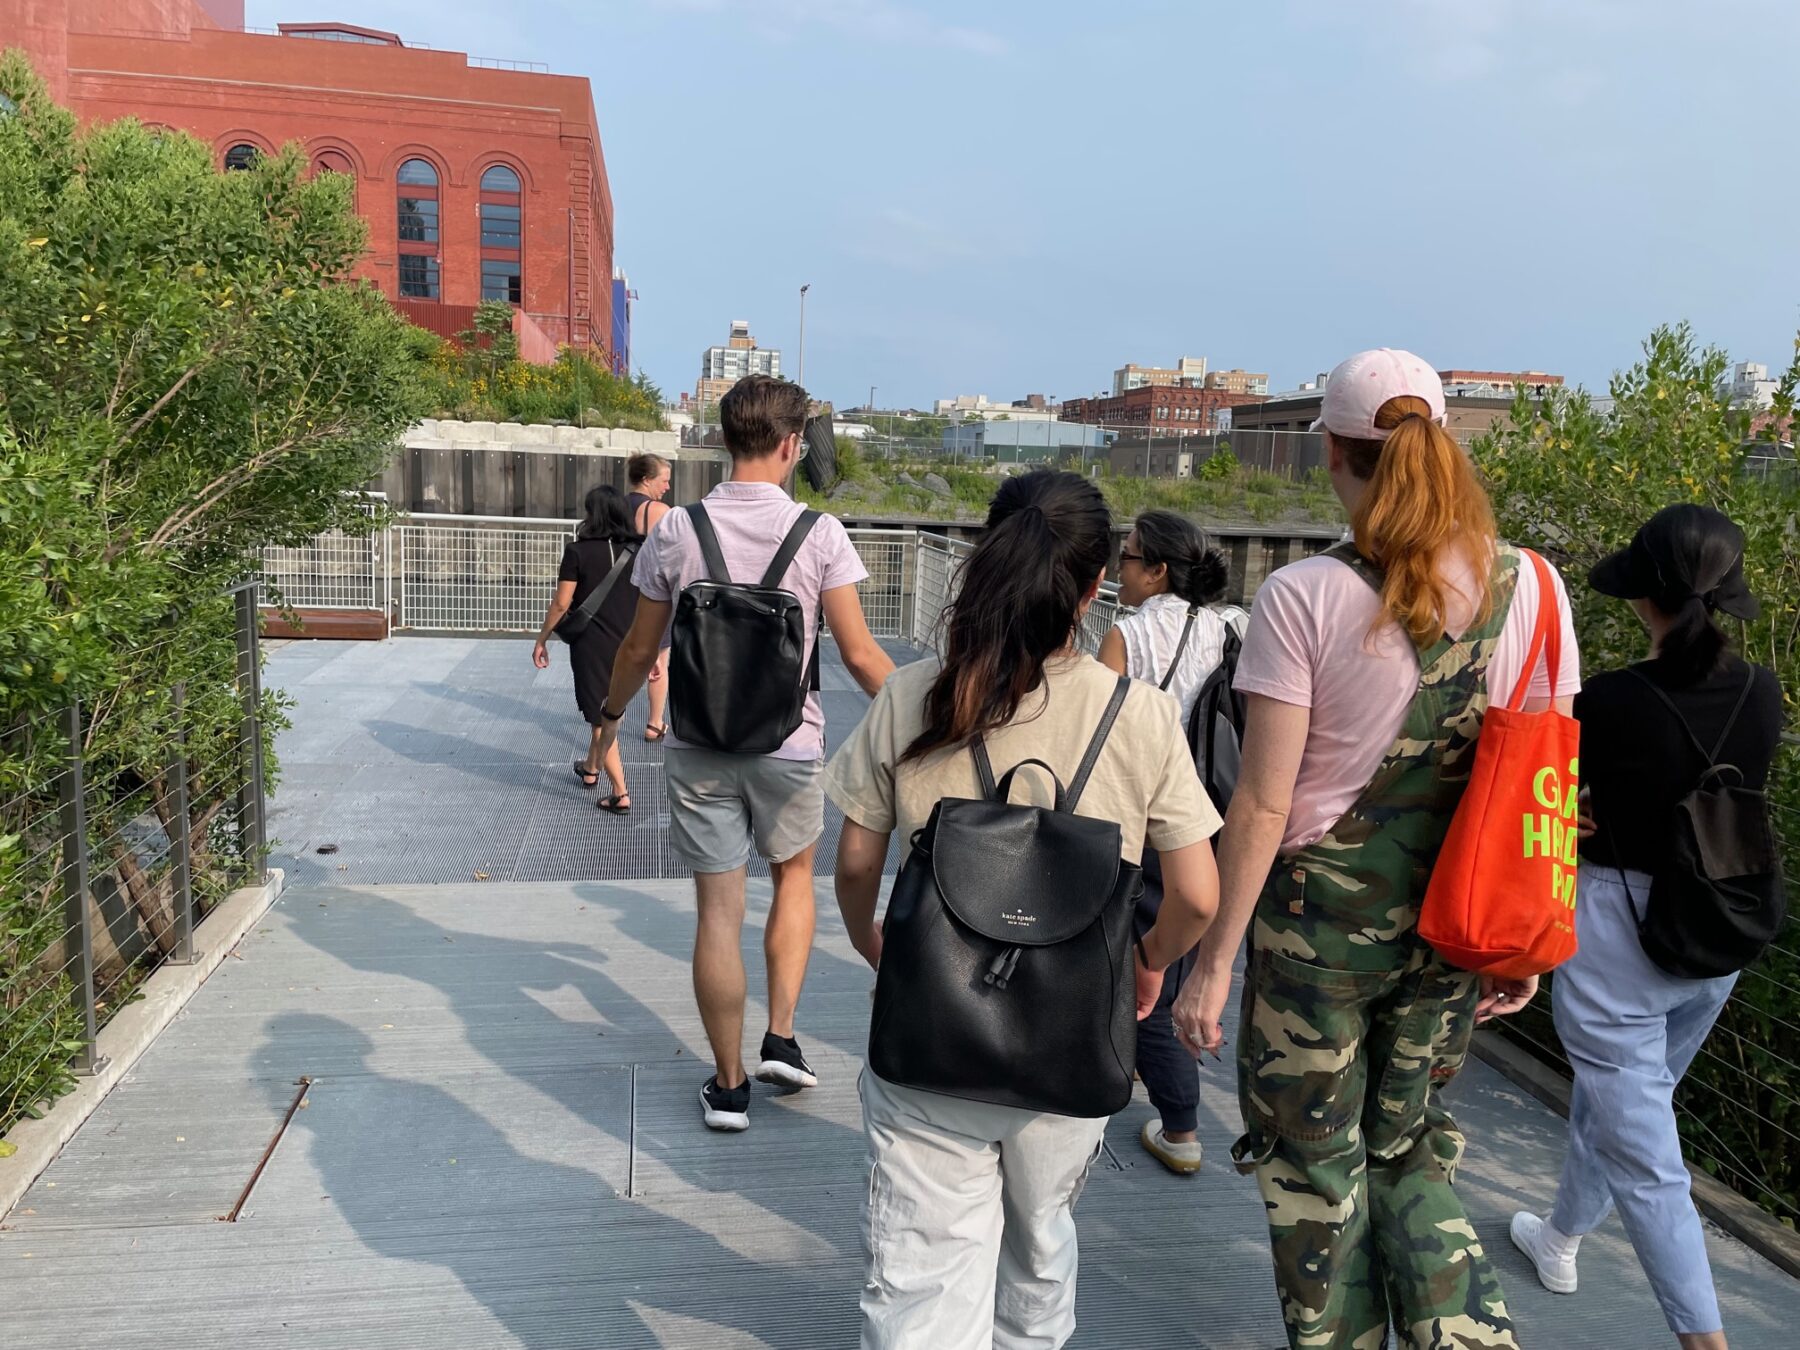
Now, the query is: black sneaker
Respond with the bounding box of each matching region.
[754,1032,818,1090]
[700,1075,751,1132]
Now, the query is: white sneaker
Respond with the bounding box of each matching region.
[1139,1119,1204,1175]
[1510,1211,1578,1294]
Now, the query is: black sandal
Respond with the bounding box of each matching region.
[596,794,632,815]
[572,762,600,788]
[643,722,668,742]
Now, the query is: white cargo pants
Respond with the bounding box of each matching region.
[857,1069,1107,1350]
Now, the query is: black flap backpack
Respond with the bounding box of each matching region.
[669,504,820,755]
[869,676,1146,1118]
[1624,668,1786,979]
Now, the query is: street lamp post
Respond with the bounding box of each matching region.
[798,283,810,386]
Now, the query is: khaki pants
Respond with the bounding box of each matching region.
[858,1069,1106,1350]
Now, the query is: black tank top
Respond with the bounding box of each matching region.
[627,491,659,536]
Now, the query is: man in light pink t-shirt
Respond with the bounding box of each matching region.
[598,375,895,1135]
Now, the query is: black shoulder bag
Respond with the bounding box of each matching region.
[668,504,821,754]
[1622,668,1786,979]
[869,676,1146,1118]
[555,543,636,642]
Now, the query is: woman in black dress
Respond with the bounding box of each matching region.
[627,452,673,742]
[532,485,644,814]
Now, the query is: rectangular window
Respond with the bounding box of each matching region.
[398,254,440,299]
[481,202,521,249]
[481,260,522,304]
[398,197,438,243]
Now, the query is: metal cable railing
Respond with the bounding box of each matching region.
[0,587,270,1135]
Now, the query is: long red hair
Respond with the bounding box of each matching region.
[1336,395,1497,647]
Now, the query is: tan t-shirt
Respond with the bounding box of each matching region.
[824,655,1221,866]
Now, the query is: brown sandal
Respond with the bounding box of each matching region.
[596,794,632,815]
[643,722,668,742]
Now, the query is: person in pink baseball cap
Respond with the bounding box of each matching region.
[1171,348,1583,1347]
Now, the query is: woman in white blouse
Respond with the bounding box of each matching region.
[1099,511,1245,1174]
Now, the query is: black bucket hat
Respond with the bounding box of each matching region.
[1589,504,1760,621]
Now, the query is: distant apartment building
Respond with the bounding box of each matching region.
[1113,356,1208,396]
[696,321,781,407]
[610,270,635,375]
[1728,362,1779,410]
[1204,368,1271,396]
[1062,384,1265,436]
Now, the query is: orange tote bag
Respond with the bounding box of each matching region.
[1419,549,1581,979]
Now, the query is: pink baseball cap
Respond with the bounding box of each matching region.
[1310,348,1446,440]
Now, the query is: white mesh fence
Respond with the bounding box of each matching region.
[844,529,914,639]
[260,498,385,611]
[395,519,575,633]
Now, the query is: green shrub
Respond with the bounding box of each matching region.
[0,52,421,1131]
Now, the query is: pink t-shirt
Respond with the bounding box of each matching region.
[632,481,868,762]
[1234,547,1582,853]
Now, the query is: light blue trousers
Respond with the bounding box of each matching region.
[1550,863,1737,1336]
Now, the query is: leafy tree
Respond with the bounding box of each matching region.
[1475,322,1800,1221]
[0,51,423,1128]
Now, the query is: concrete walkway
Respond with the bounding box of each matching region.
[3,638,1797,1348]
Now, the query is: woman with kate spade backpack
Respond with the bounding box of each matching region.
[1511,505,1785,1350]
[1170,350,1581,1350]
[824,470,1223,1350]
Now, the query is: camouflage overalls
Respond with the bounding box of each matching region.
[1232,544,1522,1350]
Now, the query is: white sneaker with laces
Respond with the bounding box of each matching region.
[1510,1211,1579,1294]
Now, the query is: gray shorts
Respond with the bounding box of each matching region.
[664,747,825,873]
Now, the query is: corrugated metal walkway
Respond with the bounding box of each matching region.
[4,639,1797,1347]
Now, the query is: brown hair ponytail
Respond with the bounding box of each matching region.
[1335,395,1497,647]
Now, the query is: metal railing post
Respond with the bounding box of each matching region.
[234,585,268,885]
[57,701,106,1076]
[168,682,199,965]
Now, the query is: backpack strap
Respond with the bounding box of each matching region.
[1159,606,1199,691]
[1626,665,1757,767]
[761,510,822,588]
[970,674,1130,813]
[567,542,635,628]
[1066,676,1131,813]
[685,503,731,584]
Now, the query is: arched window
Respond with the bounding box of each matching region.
[478,162,522,305]
[395,157,440,299]
[314,150,354,177]
[223,143,260,171]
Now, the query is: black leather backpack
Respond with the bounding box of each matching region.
[668,504,820,755]
[869,677,1145,1118]
[1625,668,1786,979]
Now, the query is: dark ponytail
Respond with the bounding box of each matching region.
[1654,596,1729,686]
[903,470,1112,762]
[1134,510,1228,607]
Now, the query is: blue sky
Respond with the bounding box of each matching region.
[251,1,1800,409]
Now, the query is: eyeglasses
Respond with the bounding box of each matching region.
[1118,551,1148,565]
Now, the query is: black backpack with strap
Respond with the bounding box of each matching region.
[668,503,822,755]
[869,677,1146,1119]
[1153,604,1247,817]
[1623,667,1786,979]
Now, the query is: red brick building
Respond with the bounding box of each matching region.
[1061,384,1266,436]
[5,3,617,363]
